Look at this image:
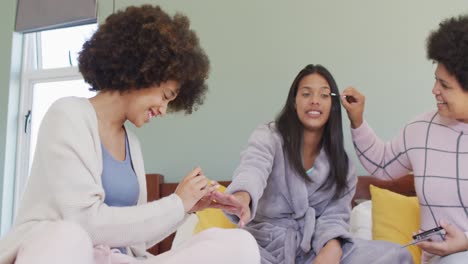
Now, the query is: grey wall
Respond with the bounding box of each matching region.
[96,0,468,182]
[2,1,468,229]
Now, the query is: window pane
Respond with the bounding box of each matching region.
[29,80,95,167]
[40,23,97,69]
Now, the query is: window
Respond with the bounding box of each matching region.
[40,24,96,69]
[15,24,97,214]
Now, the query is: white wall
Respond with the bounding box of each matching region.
[96,0,468,182]
[0,0,22,235]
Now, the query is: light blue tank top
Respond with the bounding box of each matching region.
[101,134,140,207]
[101,134,139,254]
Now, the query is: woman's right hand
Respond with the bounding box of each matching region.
[417,220,468,256]
[341,87,365,129]
[175,167,216,213]
[211,191,251,228]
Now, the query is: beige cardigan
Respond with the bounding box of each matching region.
[0,97,187,263]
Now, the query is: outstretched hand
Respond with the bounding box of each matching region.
[210,191,251,228]
[417,220,468,256]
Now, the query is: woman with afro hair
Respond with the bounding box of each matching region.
[342,15,468,264]
[0,5,259,264]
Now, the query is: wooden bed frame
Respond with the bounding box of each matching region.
[145,173,415,255]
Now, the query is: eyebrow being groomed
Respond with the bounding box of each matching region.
[299,86,331,91]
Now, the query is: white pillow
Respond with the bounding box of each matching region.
[349,200,372,240]
[171,214,199,249]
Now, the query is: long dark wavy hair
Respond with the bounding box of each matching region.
[274,64,348,198]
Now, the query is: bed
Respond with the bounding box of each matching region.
[145,173,416,255]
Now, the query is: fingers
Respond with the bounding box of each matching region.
[197,197,212,208]
[178,166,203,187]
[238,207,251,228]
[341,86,364,107]
[187,196,214,214]
[175,167,214,212]
[211,192,242,206]
[193,193,243,215]
[190,174,209,189]
[185,171,218,194]
[340,86,365,128]
[209,192,251,227]
[204,180,220,192]
[191,191,252,228]
[342,86,362,98]
[439,219,458,235]
[417,240,446,256]
[184,166,203,180]
[211,204,240,214]
[209,180,220,189]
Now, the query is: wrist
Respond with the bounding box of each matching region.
[234,191,251,206]
[323,239,342,253]
[174,193,191,213]
[464,232,468,251]
[351,119,363,129]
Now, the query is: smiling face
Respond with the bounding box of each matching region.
[432,63,468,123]
[124,80,179,127]
[295,73,332,131]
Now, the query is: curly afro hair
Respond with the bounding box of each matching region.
[78,5,210,114]
[427,14,468,91]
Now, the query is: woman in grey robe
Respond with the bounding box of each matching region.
[213,64,413,264]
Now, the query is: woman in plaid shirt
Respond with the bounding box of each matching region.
[342,15,468,264]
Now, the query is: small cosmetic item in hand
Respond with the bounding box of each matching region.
[412,226,445,241]
[344,95,357,103]
[330,93,357,103]
[402,226,446,247]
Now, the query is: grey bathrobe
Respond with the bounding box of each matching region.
[226,124,413,264]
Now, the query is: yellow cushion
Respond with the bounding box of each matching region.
[370,184,421,264]
[193,185,237,234]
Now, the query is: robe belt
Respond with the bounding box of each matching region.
[269,207,316,264]
[299,207,316,252]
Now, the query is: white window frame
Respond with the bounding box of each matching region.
[14,33,84,215]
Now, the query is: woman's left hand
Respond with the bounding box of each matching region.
[312,239,342,264]
[417,220,468,256]
[187,181,220,213]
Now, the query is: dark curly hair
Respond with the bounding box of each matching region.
[427,14,468,91]
[78,5,210,114]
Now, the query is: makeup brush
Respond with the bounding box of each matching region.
[330,93,357,103]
